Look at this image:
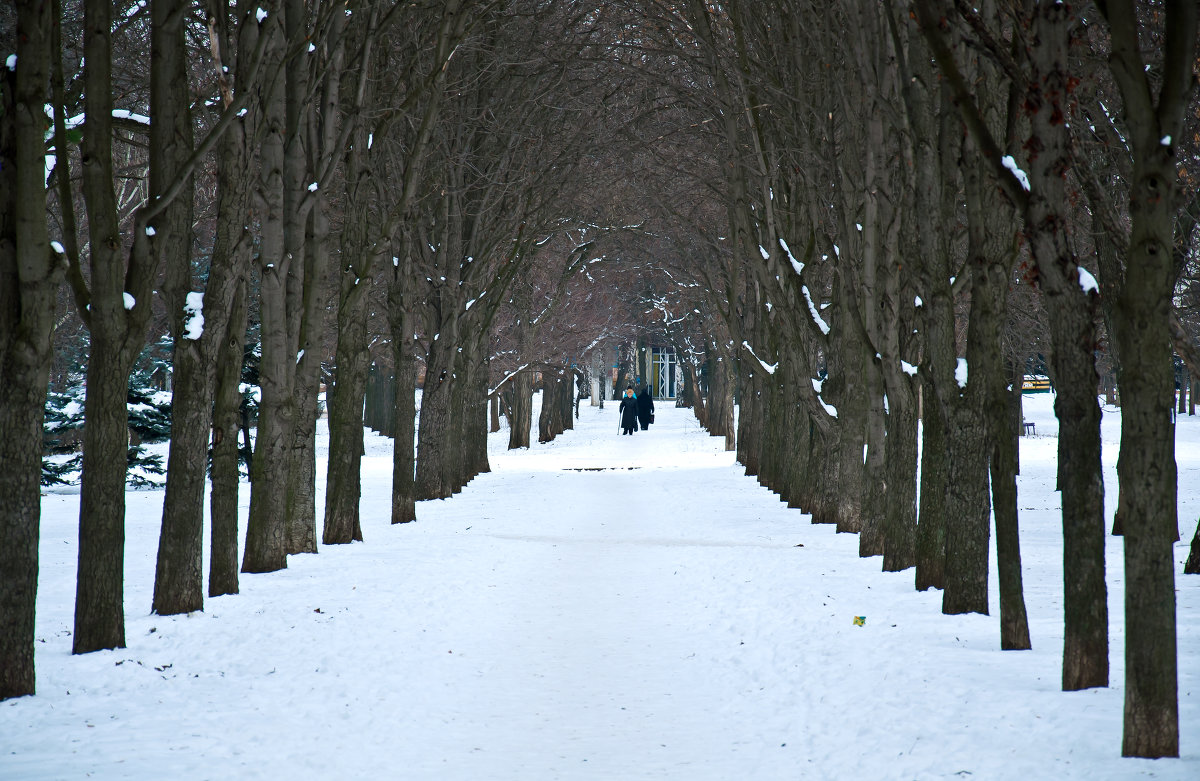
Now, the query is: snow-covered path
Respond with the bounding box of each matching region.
[3,399,1197,779]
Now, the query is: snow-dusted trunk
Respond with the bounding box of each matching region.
[0,0,61,696]
[324,202,375,545]
[1096,0,1194,757]
[243,14,292,574]
[1019,7,1108,691]
[74,0,162,652]
[150,0,202,617]
[206,2,259,595]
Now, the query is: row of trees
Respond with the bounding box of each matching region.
[0,0,628,698]
[594,0,1195,760]
[2,0,1198,762]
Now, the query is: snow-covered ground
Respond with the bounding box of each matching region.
[2,393,1197,779]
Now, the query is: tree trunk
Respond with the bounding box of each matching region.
[508,368,533,449]
[207,4,259,595]
[209,278,249,597]
[243,15,291,574]
[0,0,60,697]
[1097,0,1194,756]
[993,360,1031,650]
[150,0,201,617]
[1027,4,1108,691]
[737,366,763,476]
[881,393,918,571]
[707,353,736,450]
[941,403,990,615]
[286,261,326,556]
[859,360,887,557]
[74,344,130,653]
[465,341,491,477]
[388,341,419,526]
[538,368,564,443]
[416,323,456,499]
[287,354,321,553]
[323,213,376,545]
[74,0,157,653]
[826,277,868,534]
[915,383,947,590]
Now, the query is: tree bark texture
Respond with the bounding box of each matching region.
[243,13,292,574]
[209,277,249,597]
[1026,4,1108,691]
[881,396,918,571]
[1097,0,1195,757]
[324,210,376,545]
[150,0,202,617]
[507,369,533,449]
[915,383,948,591]
[993,361,1031,650]
[74,0,157,653]
[0,0,60,697]
[388,278,417,524]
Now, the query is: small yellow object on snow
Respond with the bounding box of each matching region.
[853,616,866,626]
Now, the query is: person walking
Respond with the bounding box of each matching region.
[637,385,655,431]
[618,386,639,435]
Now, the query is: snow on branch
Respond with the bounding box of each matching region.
[490,364,530,395]
[741,341,778,375]
[779,237,804,275]
[802,286,831,335]
[1077,267,1100,295]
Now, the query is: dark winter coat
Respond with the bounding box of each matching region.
[619,396,639,430]
[636,389,654,426]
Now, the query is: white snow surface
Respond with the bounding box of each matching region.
[1079,267,1100,295]
[1002,155,1032,192]
[182,291,204,340]
[802,286,831,335]
[112,109,151,126]
[779,237,803,276]
[4,394,1198,779]
[122,292,136,310]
